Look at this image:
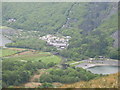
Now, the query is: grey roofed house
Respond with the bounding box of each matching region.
[53,43,67,46]
[66,36,71,39]
[49,43,67,47]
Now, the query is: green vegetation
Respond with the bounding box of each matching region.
[2,3,73,33]
[2,50,61,87]
[1,2,119,88]
[2,60,45,87]
[59,13,119,60]
[39,67,101,84]
[2,2,119,60]
[61,73,119,88]
[3,52,61,64]
[6,38,57,52]
[38,83,54,88]
[2,48,61,87]
[0,26,12,29]
[0,48,23,57]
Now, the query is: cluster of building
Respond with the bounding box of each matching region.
[39,34,71,50]
[7,18,16,23]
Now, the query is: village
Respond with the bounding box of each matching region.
[39,34,71,50]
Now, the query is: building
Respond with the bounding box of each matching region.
[8,18,16,22]
[39,34,71,50]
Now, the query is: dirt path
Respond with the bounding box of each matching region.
[24,69,46,88]
[30,69,45,82]
[24,82,42,88]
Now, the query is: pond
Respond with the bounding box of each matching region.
[87,65,120,74]
[0,35,12,47]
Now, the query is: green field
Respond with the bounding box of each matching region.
[0,26,12,29]
[3,50,62,64]
[0,48,21,57]
[2,48,62,87]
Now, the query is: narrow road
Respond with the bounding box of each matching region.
[73,59,119,69]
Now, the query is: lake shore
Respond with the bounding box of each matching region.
[81,63,120,69]
[0,35,12,48]
[75,59,119,69]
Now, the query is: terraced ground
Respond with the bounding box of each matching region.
[60,73,120,88]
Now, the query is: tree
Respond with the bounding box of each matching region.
[40,74,53,83]
[47,62,56,67]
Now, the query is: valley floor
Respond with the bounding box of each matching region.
[2,47,120,88]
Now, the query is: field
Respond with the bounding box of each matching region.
[0,48,25,57]
[2,48,62,88]
[2,48,62,64]
[0,26,12,29]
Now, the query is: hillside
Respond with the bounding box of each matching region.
[2,2,119,60]
[1,2,120,88]
[2,48,62,87]
[60,73,120,88]
[2,2,117,33]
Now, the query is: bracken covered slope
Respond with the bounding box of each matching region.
[60,73,120,88]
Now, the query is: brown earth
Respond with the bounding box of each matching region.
[30,69,46,82]
[10,49,36,57]
[24,82,42,88]
[24,69,46,88]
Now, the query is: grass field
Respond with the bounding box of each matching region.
[0,48,22,57]
[2,48,62,64]
[0,26,12,29]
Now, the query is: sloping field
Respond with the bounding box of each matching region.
[60,73,120,88]
[0,48,26,57]
[3,48,62,64]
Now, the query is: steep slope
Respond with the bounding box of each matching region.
[2,2,119,60]
[3,2,117,34]
[79,2,118,35]
[2,2,74,33]
[60,73,120,88]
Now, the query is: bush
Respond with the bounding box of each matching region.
[39,67,100,84]
[38,83,54,88]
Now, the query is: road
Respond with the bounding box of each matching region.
[69,58,119,69]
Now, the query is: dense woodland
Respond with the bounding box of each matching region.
[39,67,101,84]
[2,59,56,87]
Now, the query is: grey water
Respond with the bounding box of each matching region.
[87,65,120,74]
[0,34,12,47]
